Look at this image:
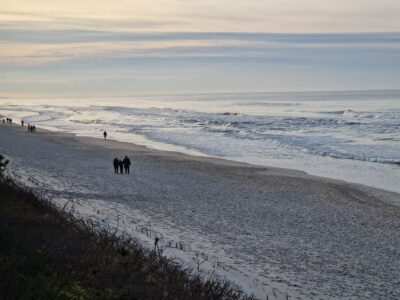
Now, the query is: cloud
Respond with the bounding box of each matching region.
[1,1,400,33]
[1,30,400,66]
[1,0,400,95]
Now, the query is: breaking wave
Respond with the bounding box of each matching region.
[1,94,399,167]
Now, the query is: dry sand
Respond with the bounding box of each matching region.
[1,123,399,299]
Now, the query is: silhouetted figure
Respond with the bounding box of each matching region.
[2,119,5,124]
[27,124,36,133]
[113,157,119,174]
[123,155,131,174]
[154,237,160,251]
[103,131,107,140]
[21,120,24,127]
[118,159,124,174]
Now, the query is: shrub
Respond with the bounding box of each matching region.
[0,154,9,175]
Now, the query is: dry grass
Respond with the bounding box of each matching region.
[0,177,255,300]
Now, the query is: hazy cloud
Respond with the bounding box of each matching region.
[1,1,399,95]
[1,29,399,95]
[1,0,400,33]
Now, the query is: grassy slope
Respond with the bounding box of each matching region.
[0,179,251,300]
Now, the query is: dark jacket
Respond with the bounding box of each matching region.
[113,158,119,167]
[123,157,131,167]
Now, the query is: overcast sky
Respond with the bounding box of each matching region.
[1,1,400,96]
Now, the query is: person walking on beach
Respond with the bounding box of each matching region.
[103,131,107,140]
[118,159,124,174]
[113,157,119,174]
[21,120,24,127]
[123,155,131,174]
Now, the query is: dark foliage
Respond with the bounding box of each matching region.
[0,155,8,175]
[0,176,254,300]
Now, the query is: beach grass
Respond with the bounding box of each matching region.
[0,175,253,300]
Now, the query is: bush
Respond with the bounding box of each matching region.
[0,178,254,300]
[0,154,8,175]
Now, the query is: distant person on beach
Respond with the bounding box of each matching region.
[118,159,124,174]
[2,119,5,124]
[123,155,131,174]
[113,157,119,174]
[27,124,36,133]
[103,131,107,140]
[21,120,24,127]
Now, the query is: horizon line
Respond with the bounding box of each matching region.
[3,88,400,100]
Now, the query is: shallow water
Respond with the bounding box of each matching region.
[1,89,400,192]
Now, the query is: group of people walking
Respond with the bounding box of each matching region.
[2,118,13,124]
[20,119,36,133]
[27,124,36,133]
[113,156,131,174]
[2,118,37,133]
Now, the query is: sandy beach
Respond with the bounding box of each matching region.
[1,123,399,299]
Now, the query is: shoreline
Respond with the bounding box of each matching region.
[1,123,400,299]
[1,103,399,194]
[35,124,400,201]
[3,120,399,198]
[58,128,400,201]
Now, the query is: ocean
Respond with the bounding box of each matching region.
[1,89,399,193]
